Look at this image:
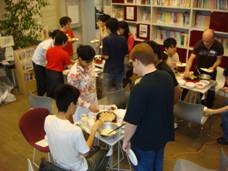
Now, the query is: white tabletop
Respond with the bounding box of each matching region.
[176,74,216,94]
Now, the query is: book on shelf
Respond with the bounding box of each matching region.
[194,13,210,29]
[155,11,189,26]
[154,0,191,7]
[155,29,188,47]
[194,0,228,10]
[139,7,151,22]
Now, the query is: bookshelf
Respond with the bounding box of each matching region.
[104,0,228,65]
[14,46,37,95]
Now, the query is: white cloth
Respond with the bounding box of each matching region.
[44,115,89,171]
[166,52,180,70]
[32,39,53,66]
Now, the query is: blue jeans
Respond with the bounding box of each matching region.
[132,147,164,171]
[222,99,228,141]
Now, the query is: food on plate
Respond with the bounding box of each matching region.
[200,67,213,73]
[97,111,116,122]
[100,128,116,136]
[94,55,103,64]
[189,74,197,80]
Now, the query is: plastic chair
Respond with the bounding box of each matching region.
[28,92,52,113]
[174,101,207,125]
[173,148,228,171]
[215,67,225,92]
[19,108,50,167]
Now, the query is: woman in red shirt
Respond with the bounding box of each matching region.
[46,31,72,98]
[118,21,135,53]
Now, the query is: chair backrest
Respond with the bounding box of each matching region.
[174,101,206,125]
[215,67,225,92]
[219,148,228,171]
[27,158,34,171]
[28,92,52,113]
[19,108,49,146]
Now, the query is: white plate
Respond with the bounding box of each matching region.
[185,82,195,88]
[200,68,213,73]
[127,149,138,166]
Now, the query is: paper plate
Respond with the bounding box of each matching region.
[127,149,138,166]
[200,68,213,73]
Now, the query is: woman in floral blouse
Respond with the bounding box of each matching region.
[67,45,99,122]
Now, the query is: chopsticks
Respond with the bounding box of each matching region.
[107,123,125,135]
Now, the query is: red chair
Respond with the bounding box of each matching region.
[19,108,50,167]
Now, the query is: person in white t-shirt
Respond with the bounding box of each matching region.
[163,38,180,71]
[44,84,108,171]
[32,30,61,96]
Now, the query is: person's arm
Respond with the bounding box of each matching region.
[122,122,137,153]
[204,106,228,116]
[87,120,103,148]
[128,35,135,53]
[209,56,222,71]
[184,53,196,78]
[174,86,182,104]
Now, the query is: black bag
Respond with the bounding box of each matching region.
[39,158,68,171]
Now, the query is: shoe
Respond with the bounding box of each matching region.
[217,137,228,145]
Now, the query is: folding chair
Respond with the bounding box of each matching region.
[28,92,52,113]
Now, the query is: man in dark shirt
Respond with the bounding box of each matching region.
[122,43,175,171]
[184,29,224,107]
[102,17,128,94]
[146,40,181,103]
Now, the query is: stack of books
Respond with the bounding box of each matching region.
[156,11,190,26]
[194,13,210,29]
[194,0,228,10]
[155,29,189,47]
[154,0,191,7]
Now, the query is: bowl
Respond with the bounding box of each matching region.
[96,111,117,122]
[99,122,119,137]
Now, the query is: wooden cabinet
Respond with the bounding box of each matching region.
[14,47,37,94]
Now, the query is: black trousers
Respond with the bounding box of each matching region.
[46,69,64,98]
[33,62,46,96]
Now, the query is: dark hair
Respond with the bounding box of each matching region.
[55,84,80,112]
[130,43,157,65]
[59,16,72,27]
[145,40,168,61]
[163,38,177,48]
[54,32,68,45]
[98,14,111,23]
[105,18,118,33]
[77,45,95,61]
[118,21,130,39]
[49,29,62,39]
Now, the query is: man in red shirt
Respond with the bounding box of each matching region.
[46,31,72,98]
[59,16,76,57]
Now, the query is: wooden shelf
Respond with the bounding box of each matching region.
[112,3,151,7]
[192,8,228,13]
[152,23,189,30]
